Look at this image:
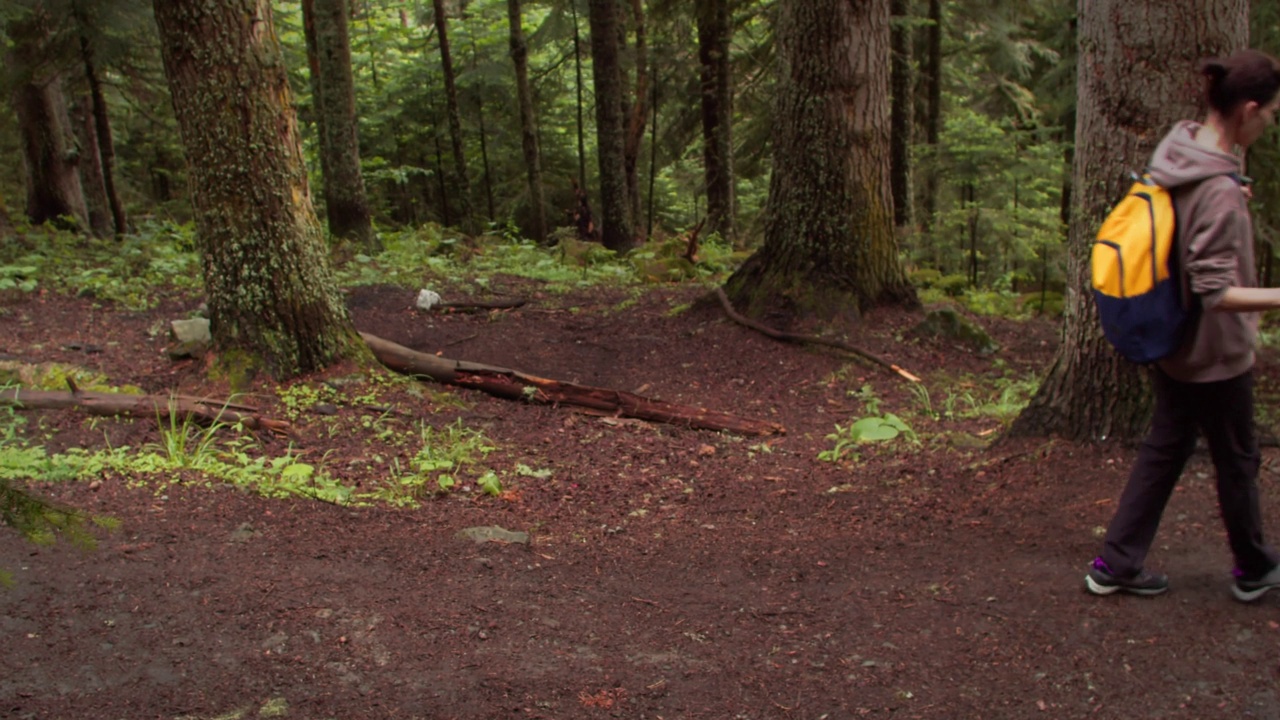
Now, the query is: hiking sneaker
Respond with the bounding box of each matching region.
[1085,557,1169,596]
[1232,564,1280,602]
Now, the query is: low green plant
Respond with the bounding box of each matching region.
[374,420,499,505]
[819,413,919,464]
[0,264,38,294]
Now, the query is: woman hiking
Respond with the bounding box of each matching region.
[1086,49,1280,601]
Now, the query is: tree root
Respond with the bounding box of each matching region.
[714,287,920,383]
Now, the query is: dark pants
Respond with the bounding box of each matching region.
[1100,368,1279,579]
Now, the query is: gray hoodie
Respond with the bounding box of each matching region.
[1146,120,1258,383]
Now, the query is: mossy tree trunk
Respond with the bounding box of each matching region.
[7,8,88,230]
[588,0,635,252]
[697,0,734,244]
[308,0,375,250]
[507,0,547,243]
[1007,0,1247,442]
[433,0,474,235]
[153,0,365,379]
[724,0,915,323]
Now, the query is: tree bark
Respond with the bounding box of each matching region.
[0,193,14,238]
[309,0,376,249]
[723,0,915,324]
[433,0,475,234]
[7,8,88,230]
[1007,0,1248,442]
[70,94,113,238]
[507,0,547,243]
[572,2,588,192]
[697,0,735,243]
[74,1,128,237]
[153,0,365,378]
[889,0,914,230]
[622,0,648,233]
[921,0,941,234]
[588,0,635,252]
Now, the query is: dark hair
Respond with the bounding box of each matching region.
[1201,49,1280,114]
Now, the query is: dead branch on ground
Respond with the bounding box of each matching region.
[361,332,785,436]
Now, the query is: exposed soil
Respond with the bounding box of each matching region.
[4,281,1280,720]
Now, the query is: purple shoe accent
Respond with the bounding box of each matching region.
[1233,567,1245,579]
[1092,557,1113,574]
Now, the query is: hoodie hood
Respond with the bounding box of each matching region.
[1146,120,1242,188]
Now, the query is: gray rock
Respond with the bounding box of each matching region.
[170,318,211,344]
[458,526,530,545]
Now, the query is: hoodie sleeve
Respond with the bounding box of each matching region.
[1182,179,1249,310]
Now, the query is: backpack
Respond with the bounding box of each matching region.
[1090,172,1191,364]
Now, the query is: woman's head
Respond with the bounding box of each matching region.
[1201,49,1280,147]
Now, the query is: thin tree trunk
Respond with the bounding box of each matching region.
[1008,0,1248,442]
[310,0,376,249]
[921,0,941,234]
[153,0,364,378]
[889,0,913,230]
[70,94,113,238]
[469,35,495,224]
[507,0,547,243]
[588,0,635,252]
[72,1,127,237]
[697,0,734,243]
[433,0,474,233]
[572,1,588,193]
[723,0,915,323]
[623,0,648,231]
[0,192,14,238]
[431,108,452,227]
[647,75,658,240]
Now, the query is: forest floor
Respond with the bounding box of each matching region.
[4,279,1280,720]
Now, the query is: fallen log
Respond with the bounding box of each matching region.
[360,332,785,436]
[714,287,921,383]
[0,387,289,434]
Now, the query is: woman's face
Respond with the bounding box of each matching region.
[1239,95,1280,148]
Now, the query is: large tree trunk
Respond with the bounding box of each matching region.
[153,0,364,378]
[433,0,474,234]
[697,0,734,243]
[73,1,128,237]
[723,0,915,323]
[308,0,375,250]
[70,94,113,238]
[889,0,913,231]
[588,0,635,252]
[507,0,547,243]
[1007,0,1248,442]
[7,9,88,230]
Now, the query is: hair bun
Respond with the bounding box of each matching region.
[1200,58,1228,79]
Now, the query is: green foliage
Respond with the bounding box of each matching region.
[819,414,919,464]
[942,373,1041,424]
[0,222,202,310]
[377,420,498,506]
